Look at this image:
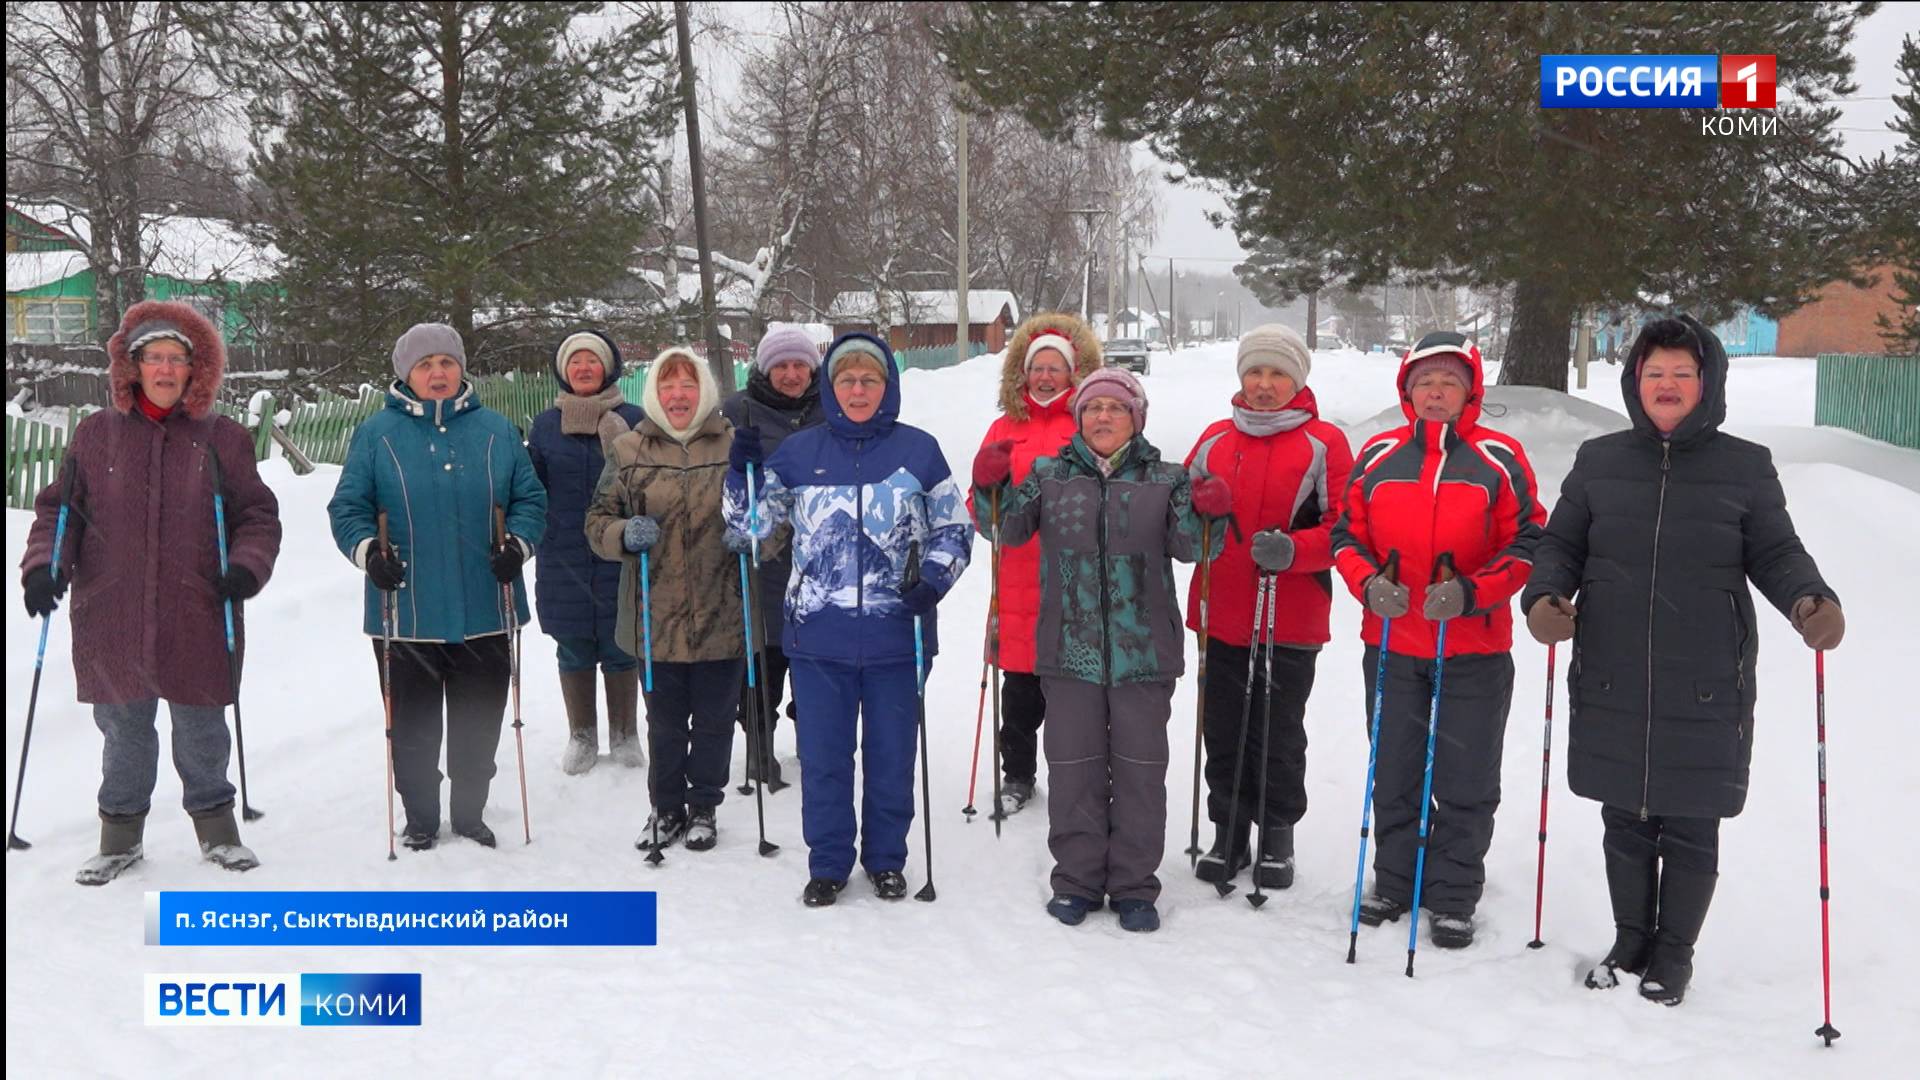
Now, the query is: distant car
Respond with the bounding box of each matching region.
[1105,337,1151,375]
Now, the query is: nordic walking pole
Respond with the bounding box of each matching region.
[1407,553,1455,978]
[986,487,1005,838]
[207,449,263,822]
[1248,597,1276,910]
[378,511,398,862]
[494,506,532,845]
[1215,571,1272,899]
[745,463,787,794]
[1528,642,1557,949]
[964,487,1002,821]
[904,542,937,901]
[1347,551,1399,962]
[961,622,991,819]
[1813,649,1840,1047]
[8,458,77,852]
[1187,517,1214,868]
[736,464,778,856]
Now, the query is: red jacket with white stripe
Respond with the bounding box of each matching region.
[969,391,1078,672]
[1183,387,1354,648]
[1331,353,1545,659]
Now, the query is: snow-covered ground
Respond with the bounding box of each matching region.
[6,344,1918,1076]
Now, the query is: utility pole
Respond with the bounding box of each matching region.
[1105,187,1123,340]
[675,0,730,389]
[1122,234,1133,337]
[1168,258,1176,347]
[956,103,969,368]
[1066,207,1108,326]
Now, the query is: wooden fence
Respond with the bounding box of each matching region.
[1815,353,1920,450]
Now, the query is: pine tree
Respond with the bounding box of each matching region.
[205,2,678,367]
[1873,34,1920,354]
[940,2,1875,388]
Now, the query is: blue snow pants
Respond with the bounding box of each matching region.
[789,657,926,882]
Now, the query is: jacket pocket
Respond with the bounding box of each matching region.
[1692,678,1742,725]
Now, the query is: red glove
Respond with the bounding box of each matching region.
[973,439,1015,488]
[1190,475,1232,518]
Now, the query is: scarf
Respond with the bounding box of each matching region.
[1231,393,1311,438]
[557,383,634,455]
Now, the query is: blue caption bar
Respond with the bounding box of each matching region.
[1540,54,1717,108]
[145,891,656,946]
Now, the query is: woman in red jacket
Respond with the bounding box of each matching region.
[969,314,1101,816]
[1330,331,1544,949]
[1184,324,1352,889]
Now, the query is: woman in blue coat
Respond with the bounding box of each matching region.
[328,323,547,851]
[725,332,972,907]
[527,330,646,776]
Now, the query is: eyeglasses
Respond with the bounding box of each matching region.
[1081,401,1132,418]
[138,354,193,369]
[833,375,885,391]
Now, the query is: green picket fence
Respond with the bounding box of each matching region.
[6,413,73,510]
[1815,354,1920,450]
[896,341,989,372]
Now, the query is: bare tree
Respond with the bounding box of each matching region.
[6,0,240,334]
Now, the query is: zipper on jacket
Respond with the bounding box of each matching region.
[1729,592,1747,694]
[853,444,864,635]
[1098,470,1113,685]
[1640,441,1672,820]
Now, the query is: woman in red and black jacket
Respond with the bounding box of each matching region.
[1183,324,1352,890]
[1331,331,1545,949]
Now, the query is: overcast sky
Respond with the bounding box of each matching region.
[685,3,1918,268]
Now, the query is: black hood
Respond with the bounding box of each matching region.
[1619,313,1728,446]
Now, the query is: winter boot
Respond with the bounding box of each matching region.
[683,807,718,852]
[1358,892,1409,927]
[453,820,497,848]
[802,877,847,908]
[191,802,259,872]
[1254,824,1295,889]
[1112,898,1161,933]
[402,823,438,852]
[1587,829,1659,989]
[605,667,645,769]
[1195,820,1252,884]
[1641,862,1717,1006]
[635,808,687,853]
[868,869,909,900]
[1045,893,1103,926]
[1429,912,1476,949]
[558,668,600,775]
[998,779,1035,817]
[75,811,146,886]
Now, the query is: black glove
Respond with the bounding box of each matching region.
[365,542,405,592]
[900,580,940,615]
[214,565,261,602]
[490,538,526,584]
[729,426,764,472]
[23,565,67,617]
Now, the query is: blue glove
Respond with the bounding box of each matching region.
[723,527,754,554]
[729,427,763,473]
[900,579,940,616]
[623,515,660,554]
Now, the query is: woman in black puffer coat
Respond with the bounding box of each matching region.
[1522,315,1845,1006]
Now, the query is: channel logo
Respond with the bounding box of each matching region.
[145,973,421,1027]
[1540,55,1777,109]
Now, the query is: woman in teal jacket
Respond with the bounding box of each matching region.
[328,323,547,851]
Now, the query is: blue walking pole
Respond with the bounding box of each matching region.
[209,451,264,822]
[7,461,78,851]
[1406,553,1456,978]
[905,541,937,902]
[638,549,655,693]
[735,465,778,856]
[1347,551,1400,961]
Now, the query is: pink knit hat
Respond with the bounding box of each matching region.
[1072,367,1148,430]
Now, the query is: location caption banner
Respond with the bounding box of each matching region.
[145,890,657,946]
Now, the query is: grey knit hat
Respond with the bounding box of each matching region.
[1236,323,1311,387]
[126,318,194,357]
[392,322,466,381]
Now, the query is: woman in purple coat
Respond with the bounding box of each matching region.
[21,300,282,886]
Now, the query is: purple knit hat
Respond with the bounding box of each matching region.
[754,325,822,375]
[1072,367,1148,431]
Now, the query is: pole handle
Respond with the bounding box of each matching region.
[1433,551,1456,583]
[1381,549,1401,585]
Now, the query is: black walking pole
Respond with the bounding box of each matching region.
[1248,606,1278,910]
[207,448,263,821]
[1215,572,1272,898]
[905,542,937,902]
[8,458,77,851]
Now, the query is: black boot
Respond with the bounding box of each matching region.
[1254,823,1295,889]
[1195,819,1251,884]
[1641,861,1716,1006]
[1587,827,1658,989]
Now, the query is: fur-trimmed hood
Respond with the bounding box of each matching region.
[107,299,225,419]
[998,312,1103,421]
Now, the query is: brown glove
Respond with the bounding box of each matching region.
[1527,594,1577,645]
[1791,595,1845,651]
